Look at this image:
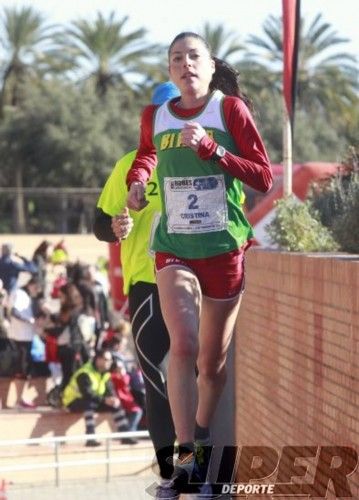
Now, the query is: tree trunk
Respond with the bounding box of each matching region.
[13,166,26,233]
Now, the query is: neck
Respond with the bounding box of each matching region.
[178,90,210,109]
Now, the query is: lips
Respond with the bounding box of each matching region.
[182,72,196,79]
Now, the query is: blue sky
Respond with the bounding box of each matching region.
[1,0,358,57]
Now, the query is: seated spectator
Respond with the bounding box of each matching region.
[62,349,137,446]
[103,331,134,369]
[128,362,146,414]
[111,359,143,433]
[102,318,131,345]
[0,243,38,294]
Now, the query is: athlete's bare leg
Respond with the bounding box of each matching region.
[156,265,201,444]
[196,294,242,428]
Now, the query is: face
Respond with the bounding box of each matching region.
[28,282,41,297]
[168,36,215,97]
[58,290,66,304]
[68,285,83,308]
[96,352,113,373]
[114,362,127,376]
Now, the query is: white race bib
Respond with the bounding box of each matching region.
[164,175,228,234]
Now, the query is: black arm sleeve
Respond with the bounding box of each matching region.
[104,379,116,398]
[77,372,104,404]
[93,207,117,243]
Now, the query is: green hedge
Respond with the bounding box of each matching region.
[265,196,339,252]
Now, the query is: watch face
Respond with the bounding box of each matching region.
[217,145,226,158]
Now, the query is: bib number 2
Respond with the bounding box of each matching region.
[164,175,228,234]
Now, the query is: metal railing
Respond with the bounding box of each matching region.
[0,430,152,487]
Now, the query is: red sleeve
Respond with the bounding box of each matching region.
[197,96,273,193]
[126,105,158,187]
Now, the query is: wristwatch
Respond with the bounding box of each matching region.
[211,144,226,161]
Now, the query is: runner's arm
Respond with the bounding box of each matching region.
[93,208,117,242]
[197,96,272,193]
[126,106,158,188]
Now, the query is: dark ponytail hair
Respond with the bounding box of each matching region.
[168,32,252,111]
[210,57,252,110]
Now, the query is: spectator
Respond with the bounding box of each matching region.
[0,278,17,379]
[32,240,52,297]
[44,283,92,390]
[62,349,137,446]
[50,271,67,299]
[104,333,134,369]
[94,258,110,297]
[41,316,63,407]
[128,362,146,415]
[8,276,42,380]
[72,263,109,346]
[45,334,62,386]
[30,332,50,377]
[51,240,69,266]
[0,278,10,338]
[101,318,131,346]
[0,243,38,294]
[111,359,143,433]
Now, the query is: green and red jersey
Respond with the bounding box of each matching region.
[127,91,272,259]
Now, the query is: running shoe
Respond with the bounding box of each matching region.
[195,441,223,499]
[154,477,180,499]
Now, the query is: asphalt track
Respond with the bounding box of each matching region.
[6,475,160,500]
[6,476,234,499]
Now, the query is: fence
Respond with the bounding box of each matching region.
[0,430,151,487]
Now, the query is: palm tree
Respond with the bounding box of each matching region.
[0,6,56,115]
[246,13,358,118]
[198,22,244,62]
[0,6,58,232]
[59,11,161,95]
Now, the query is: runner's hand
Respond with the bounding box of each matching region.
[127,182,149,211]
[181,122,207,151]
[111,207,134,241]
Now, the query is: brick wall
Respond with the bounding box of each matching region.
[234,249,358,497]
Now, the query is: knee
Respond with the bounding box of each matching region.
[170,331,198,359]
[198,361,227,385]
